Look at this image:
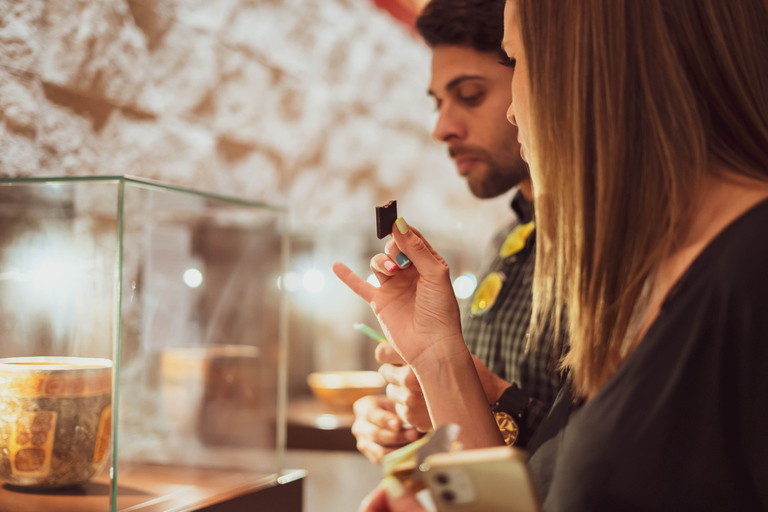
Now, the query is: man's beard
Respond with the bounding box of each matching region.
[451,146,529,199]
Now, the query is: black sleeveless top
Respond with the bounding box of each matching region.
[529,199,768,511]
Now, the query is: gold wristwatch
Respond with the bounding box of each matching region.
[491,384,530,447]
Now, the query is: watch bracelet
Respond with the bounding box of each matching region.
[491,384,533,447]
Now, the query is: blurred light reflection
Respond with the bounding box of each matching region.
[302,269,325,293]
[452,273,477,299]
[183,268,203,288]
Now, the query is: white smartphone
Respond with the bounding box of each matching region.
[421,445,542,512]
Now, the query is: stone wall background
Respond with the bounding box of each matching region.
[0,0,517,401]
[0,0,508,243]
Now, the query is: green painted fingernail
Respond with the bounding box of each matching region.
[395,217,409,234]
[395,252,410,268]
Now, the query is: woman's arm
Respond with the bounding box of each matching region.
[333,217,504,449]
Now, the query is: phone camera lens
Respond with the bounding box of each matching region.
[435,473,450,485]
[441,491,456,502]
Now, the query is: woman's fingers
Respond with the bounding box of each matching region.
[378,217,447,275]
[390,217,448,278]
[408,225,444,262]
[332,262,376,303]
[371,254,399,285]
[384,238,411,269]
[386,223,442,262]
[385,238,399,256]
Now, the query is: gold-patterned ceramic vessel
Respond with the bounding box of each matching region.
[0,356,112,488]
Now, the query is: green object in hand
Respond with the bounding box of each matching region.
[354,323,387,343]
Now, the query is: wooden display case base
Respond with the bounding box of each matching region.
[0,465,305,512]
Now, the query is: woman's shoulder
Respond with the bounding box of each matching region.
[692,197,768,315]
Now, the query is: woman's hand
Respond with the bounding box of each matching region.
[332,217,465,371]
[336,217,505,450]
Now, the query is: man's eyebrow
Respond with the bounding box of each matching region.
[427,75,486,97]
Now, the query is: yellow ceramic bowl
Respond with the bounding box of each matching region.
[307,371,386,407]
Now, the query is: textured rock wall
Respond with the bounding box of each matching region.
[0,0,506,241]
[0,0,514,387]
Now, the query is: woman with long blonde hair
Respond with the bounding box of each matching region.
[334,0,768,510]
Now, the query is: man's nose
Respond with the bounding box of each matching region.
[432,105,466,143]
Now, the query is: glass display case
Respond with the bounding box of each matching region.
[0,176,300,511]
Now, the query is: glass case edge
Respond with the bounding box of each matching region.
[110,179,125,512]
[0,175,287,213]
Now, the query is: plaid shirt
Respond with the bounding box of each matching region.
[462,191,564,432]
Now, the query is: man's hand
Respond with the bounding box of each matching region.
[352,395,422,465]
[375,339,513,431]
[376,342,433,432]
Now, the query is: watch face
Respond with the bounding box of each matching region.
[493,411,520,446]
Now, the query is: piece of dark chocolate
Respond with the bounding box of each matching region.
[376,200,398,239]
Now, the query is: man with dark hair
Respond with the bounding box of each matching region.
[351,0,563,464]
